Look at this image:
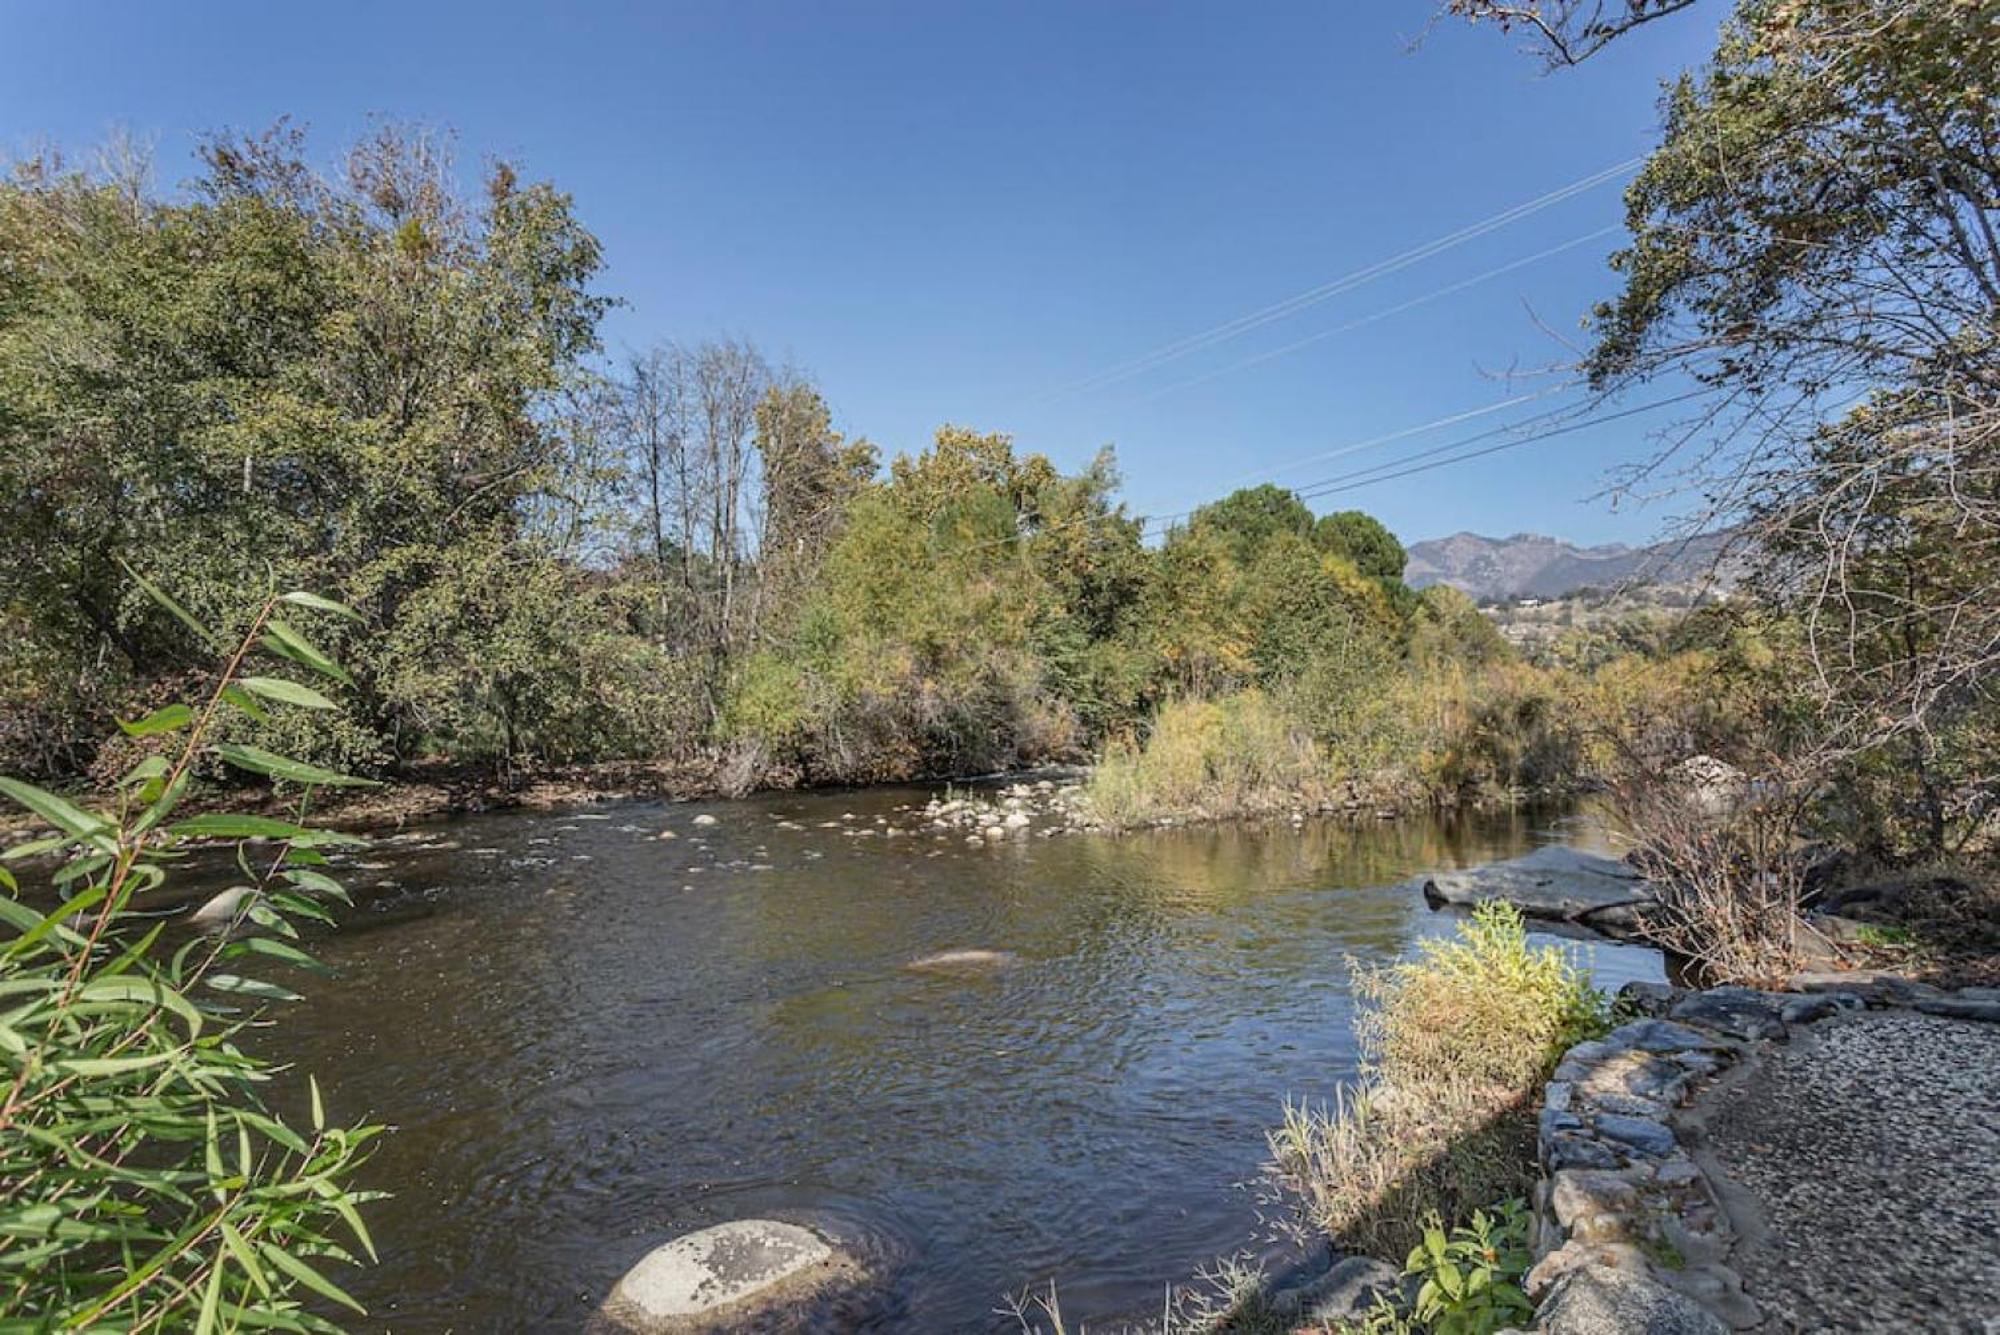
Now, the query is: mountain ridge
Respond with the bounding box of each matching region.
[1402,528,1743,602]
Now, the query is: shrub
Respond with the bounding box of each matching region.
[1613,769,1811,986]
[0,583,381,1327]
[1087,690,1336,827]
[1268,905,1606,1259]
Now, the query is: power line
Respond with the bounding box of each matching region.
[1206,385,1577,493]
[1040,155,1643,401]
[1294,388,1713,500]
[1146,227,1621,400]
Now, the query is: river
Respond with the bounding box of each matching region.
[254,783,1662,1332]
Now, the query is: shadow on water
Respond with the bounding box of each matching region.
[204,789,1660,1332]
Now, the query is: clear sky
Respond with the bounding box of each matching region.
[0,1,1724,547]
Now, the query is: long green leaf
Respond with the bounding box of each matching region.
[214,743,379,789]
[240,677,338,711]
[117,703,194,737]
[0,777,111,839]
[206,974,303,1003]
[168,814,364,844]
[279,591,363,622]
[119,558,221,650]
[257,1244,366,1314]
[260,620,351,686]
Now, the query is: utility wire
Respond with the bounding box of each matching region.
[1294,388,1713,500]
[1040,156,1643,401]
[1146,227,1621,400]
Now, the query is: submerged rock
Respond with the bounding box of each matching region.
[906,948,1017,972]
[599,1220,858,1333]
[691,814,718,827]
[188,886,254,934]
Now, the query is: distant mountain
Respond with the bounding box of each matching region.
[1402,529,1745,602]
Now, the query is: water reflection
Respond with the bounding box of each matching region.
[231,790,1660,1332]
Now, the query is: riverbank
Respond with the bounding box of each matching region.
[1525,979,2000,1332]
[0,748,1566,846]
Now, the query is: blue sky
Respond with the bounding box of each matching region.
[0,2,1723,547]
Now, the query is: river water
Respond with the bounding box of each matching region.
[252,784,1662,1332]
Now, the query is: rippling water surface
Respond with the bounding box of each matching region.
[246,786,1661,1332]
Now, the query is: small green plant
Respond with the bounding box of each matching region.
[1339,1201,1533,1335]
[1854,923,1914,950]
[1403,1202,1533,1334]
[0,579,382,1329]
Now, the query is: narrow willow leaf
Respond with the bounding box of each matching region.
[119,755,171,789]
[205,1111,225,1192]
[213,743,379,789]
[0,777,111,838]
[222,1220,272,1296]
[197,1252,224,1335]
[57,1052,177,1076]
[116,703,194,737]
[206,974,303,1003]
[309,1076,325,1133]
[237,1109,310,1156]
[240,676,338,711]
[279,591,363,622]
[118,558,220,650]
[283,868,352,904]
[257,1244,366,1314]
[0,864,14,894]
[6,887,107,957]
[226,936,331,976]
[247,904,300,939]
[260,620,351,686]
[2,834,70,861]
[78,975,203,1035]
[221,683,271,723]
[168,814,363,844]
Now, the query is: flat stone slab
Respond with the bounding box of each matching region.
[602,1220,852,1332]
[1423,845,1653,925]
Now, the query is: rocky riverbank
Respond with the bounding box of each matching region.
[1526,979,2000,1332]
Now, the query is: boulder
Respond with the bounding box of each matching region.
[1423,846,1652,926]
[599,1220,858,1333]
[691,814,718,827]
[1667,755,1750,819]
[1269,1255,1399,1324]
[1536,1267,1730,1335]
[1669,988,1788,1042]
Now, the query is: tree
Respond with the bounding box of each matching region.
[0,123,619,775]
[1314,510,1408,581]
[1452,0,2000,852]
[1188,484,1317,565]
[1442,0,1702,67]
[754,379,877,613]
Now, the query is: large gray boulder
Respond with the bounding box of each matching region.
[1268,1255,1400,1324]
[1423,846,1653,927]
[599,1220,859,1333]
[1537,1267,1730,1334]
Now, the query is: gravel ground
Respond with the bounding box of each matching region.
[1700,1011,2000,1334]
